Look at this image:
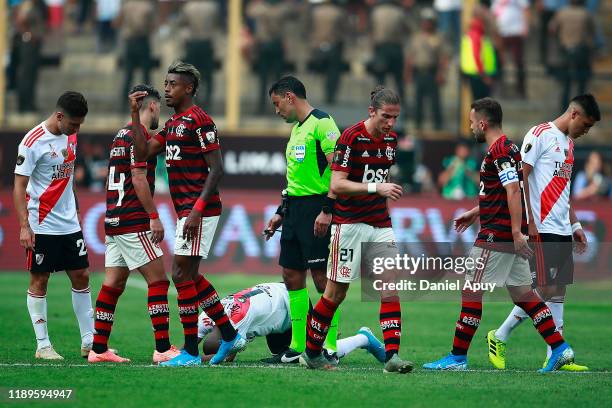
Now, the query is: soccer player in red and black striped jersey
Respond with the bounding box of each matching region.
[129,61,245,366]
[88,85,180,364]
[300,87,413,373]
[424,98,575,372]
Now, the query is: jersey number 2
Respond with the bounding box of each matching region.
[108,166,125,206]
[76,239,87,256]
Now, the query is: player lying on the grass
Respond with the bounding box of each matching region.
[14,91,94,360]
[423,98,575,372]
[88,85,180,364]
[130,61,246,367]
[301,86,413,373]
[196,282,387,365]
[486,94,600,372]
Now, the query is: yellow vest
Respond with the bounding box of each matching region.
[461,35,496,76]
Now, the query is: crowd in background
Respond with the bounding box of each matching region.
[6,1,607,117]
[5,0,610,200]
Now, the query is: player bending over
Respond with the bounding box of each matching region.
[196,282,386,365]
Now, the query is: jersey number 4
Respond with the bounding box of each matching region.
[108,166,125,206]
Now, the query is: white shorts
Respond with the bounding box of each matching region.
[327,223,398,283]
[465,246,532,287]
[174,216,220,258]
[105,231,163,270]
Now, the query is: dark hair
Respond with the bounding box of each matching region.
[571,94,601,121]
[56,91,88,117]
[268,76,307,99]
[130,84,161,109]
[370,86,400,110]
[470,97,502,127]
[167,60,200,96]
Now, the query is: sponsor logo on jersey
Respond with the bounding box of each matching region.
[110,147,126,158]
[181,115,194,122]
[16,154,25,165]
[104,217,120,226]
[362,150,370,158]
[362,164,389,183]
[376,149,382,158]
[294,145,306,162]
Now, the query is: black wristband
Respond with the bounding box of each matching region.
[275,205,284,216]
[322,196,336,214]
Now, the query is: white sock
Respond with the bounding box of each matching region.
[545,301,564,359]
[71,287,94,346]
[27,291,51,350]
[336,334,369,358]
[495,305,528,342]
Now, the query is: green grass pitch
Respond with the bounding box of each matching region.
[1,271,611,407]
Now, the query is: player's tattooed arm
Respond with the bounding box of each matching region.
[13,174,35,250]
[132,167,164,244]
[182,149,224,241]
[128,91,163,161]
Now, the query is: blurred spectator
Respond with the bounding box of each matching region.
[366,0,411,104]
[438,141,479,200]
[246,0,292,114]
[180,0,221,108]
[572,151,608,200]
[405,8,449,130]
[307,0,346,105]
[96,0,120,53]
[14,0,47,112]
[492,0,529,98]
[76,0,93,33]
[117,0,156,109]
[433,0,461,52]
[46,0,64,30]
[549,0,595,111]
[87,143,109,192]
[536,0,567,67]
[461,16,497,101]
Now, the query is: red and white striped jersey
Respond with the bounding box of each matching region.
[521,122,574,235]
[14,122,81,235]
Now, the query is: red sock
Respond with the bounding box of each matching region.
[305,296,338,357]
[148,280,171,353]
[175,280,199,356]
[194,274,236,342]
[92,285,123,354]
[515,291,564,349]
[451,290,483,356]
[380,297,402,361]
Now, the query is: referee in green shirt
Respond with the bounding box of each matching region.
[262,76,341,364]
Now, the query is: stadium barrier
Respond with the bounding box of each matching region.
[0,191,609,274]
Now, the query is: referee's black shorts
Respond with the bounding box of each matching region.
[279,194,330,271]
[530,233,574,286]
